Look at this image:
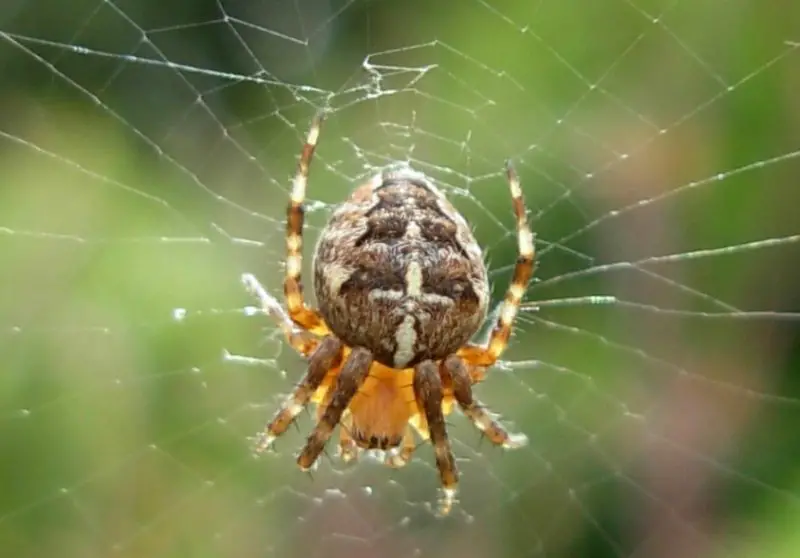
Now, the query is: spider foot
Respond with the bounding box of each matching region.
[384,449,406,468]
[297,454,321,473]
[503,431,529,450]
[337,418,359,464]
[251,432,277,454]
[464,404,529,450]
[241,273,283,317]
[436,486,458,518]
[384,445,414,468]
[339,441,359,464]
[241,272,323,355]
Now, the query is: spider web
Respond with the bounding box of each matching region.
[1,1,799,557]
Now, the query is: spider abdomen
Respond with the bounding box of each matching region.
[313,168,489,368]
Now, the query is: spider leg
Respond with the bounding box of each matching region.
[252,336,343,452]
[458,161,535,367]
[284,111,329,336]
[338,411,359,463]
[242,273,320,357]
[414,359,458,516]
[297,347,372,471]
[442,355,528,449]
[384,426,416,468]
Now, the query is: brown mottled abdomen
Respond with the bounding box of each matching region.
[312,170,489,369]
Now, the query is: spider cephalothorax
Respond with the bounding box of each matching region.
[243,112,535,515]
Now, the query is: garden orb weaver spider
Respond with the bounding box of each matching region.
[242,112,535,515]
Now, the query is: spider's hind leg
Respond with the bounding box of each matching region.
[442,354,528,449]
[384,426,416,468]
[252,336,343,453]
[414,359,458,516]
[338,411,360,464]
[297,347,373,471]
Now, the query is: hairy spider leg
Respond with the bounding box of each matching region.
[458,160,535,367]
[337,411,359,463]
[383,426,416,468]
[297,347,373,470]
[442,355,528,448]
[413,359,458,517]
[241,273,320,357]
[285,111,330,336]
[310,372,359,463]
[252,336,343,452]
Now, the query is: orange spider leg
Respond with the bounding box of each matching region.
[458,160,535,367]
[285,111,330,336]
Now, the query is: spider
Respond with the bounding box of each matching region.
[242,112,535,515]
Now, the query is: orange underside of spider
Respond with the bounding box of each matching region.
[309,347,478,446]
[315,357,444,450]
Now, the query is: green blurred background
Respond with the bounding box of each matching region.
[1,1,799,557]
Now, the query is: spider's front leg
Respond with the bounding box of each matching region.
[457,161,535,368]
[252,336,343,453]
[242,272,320,357]
[284,111,329,336]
